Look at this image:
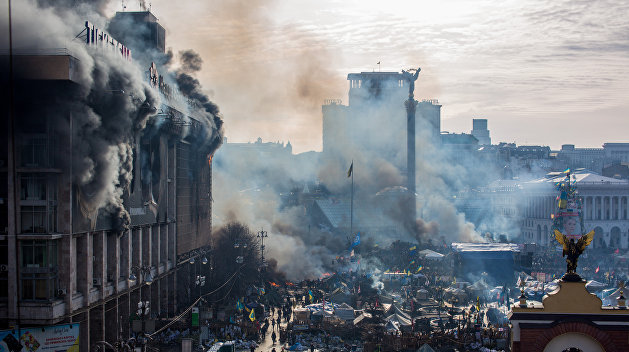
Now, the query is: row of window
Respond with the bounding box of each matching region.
[20,240,58,300]
[20,174,58,234]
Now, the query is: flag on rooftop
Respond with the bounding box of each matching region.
[347,161,353,178]
[350,232,360,248]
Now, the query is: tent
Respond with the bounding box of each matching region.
[293,308,311,323]
[385,320,400,332]
[418,344,436,352]
[470,279,490,293]
[602,288,625,306]
[384,304,411,320]
[288,342,305,351]
[334,303,355,321]
[385,311,412,327]
[586,280,606,291]
[418,249,445,259]
[353,312,372,326]
[416,289,429,300]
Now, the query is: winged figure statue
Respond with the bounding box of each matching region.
[554,229,595,281]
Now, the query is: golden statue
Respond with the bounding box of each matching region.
[554,229,595,281]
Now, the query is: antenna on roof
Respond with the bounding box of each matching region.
[121,0,126,11]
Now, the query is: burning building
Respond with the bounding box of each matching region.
[1,6,222,351]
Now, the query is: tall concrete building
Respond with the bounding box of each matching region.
[322,71,441,181]
[1,13,221,350]
[471,118,491,145]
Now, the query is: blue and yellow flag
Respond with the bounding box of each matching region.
[350,232,360,249]
[249,308,255,321]
[409,245,417,251]
[236,299,244,312]
[259,287,266,295]
[409,260,415,265]
[308,290,314,302]
[416,266,423,273]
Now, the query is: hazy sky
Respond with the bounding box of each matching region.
[108,0,629,154]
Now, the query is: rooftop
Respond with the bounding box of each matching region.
[451,242,520,252]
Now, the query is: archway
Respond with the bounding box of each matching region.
[543,333,604,352]
[537,225,542,243]
[610,227,621,248]
[594,227,605,249]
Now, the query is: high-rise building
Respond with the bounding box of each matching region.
[109,11,166,54]
[322,71,440,175]
[471,118,491,145]
[320,69,441,237]
[1,13,221,350]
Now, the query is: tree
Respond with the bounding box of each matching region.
[211,222,261,299]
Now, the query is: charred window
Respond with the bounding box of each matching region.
[140,135,161,203]
[130,147,137,194]
[151,137,161,203]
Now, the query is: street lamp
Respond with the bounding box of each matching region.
[128,265,153,352]
[257,229,269,270]
[136,300,150,351]
[129,265,153,286]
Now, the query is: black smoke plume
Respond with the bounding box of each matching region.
[3,0,222,231]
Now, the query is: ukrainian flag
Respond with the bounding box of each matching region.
[309,290,314,302]
[249,308,255,321]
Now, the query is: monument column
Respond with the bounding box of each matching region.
[402,68,420,227]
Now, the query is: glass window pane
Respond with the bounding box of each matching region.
[21,208,34,233]
[34,279,47,300]
[22,279,33,300]
[22,241,34,267]
[34,244,45,267]
[33,207,46,233]
[49,241,57,268]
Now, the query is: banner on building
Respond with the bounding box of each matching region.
[192,307,199,327]
[0,323,80,352]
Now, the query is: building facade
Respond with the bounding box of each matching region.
[471,118,491,146]
[1,13,219,351]
[510,281,629,352]
[520,172,629,249]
